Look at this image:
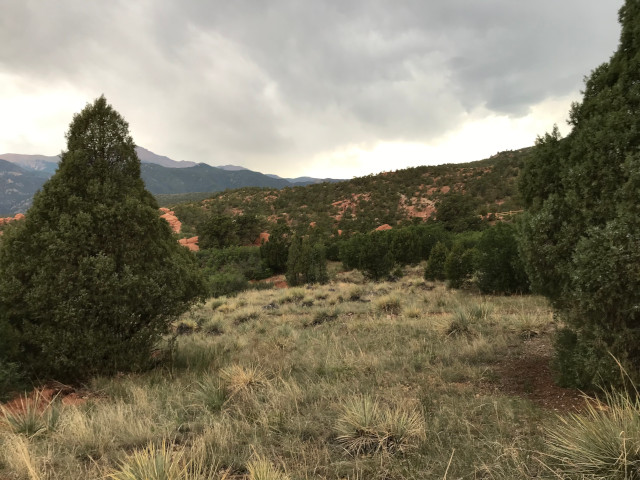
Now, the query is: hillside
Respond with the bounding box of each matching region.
[171,148,530,236]
[0,159,49,215]
[0,148,345,214]
[140,162,292,194]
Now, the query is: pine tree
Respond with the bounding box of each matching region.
[0,97,206,382]
[518,1,640,388]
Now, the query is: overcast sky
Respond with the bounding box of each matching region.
[0,1,622,178]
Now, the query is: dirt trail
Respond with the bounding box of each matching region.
[488,331,588,412]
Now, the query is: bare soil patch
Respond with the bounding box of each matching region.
[487,331,588,413]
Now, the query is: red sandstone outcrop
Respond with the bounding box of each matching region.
[178,236,199,252]
[159,208,182,233]
[253,231,270,246]
[375,224,392,231]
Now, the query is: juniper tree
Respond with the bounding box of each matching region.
[518,1,640,388]
[0,97,206,382]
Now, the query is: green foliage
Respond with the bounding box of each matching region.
[0,97,206,382]
[389,223,450,265]
[476,223,529,294]
[197,246,270,297]
[339,231,395,281]
[424,241,448,281]
[260,224,291,274]
[445,243,478,289]
[197,214,238,249]
[286,236,328,286]
[518,2,640,388]
[434,193,483,233]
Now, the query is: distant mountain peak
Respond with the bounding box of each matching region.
[216,164,250,171]
[135,146,196,168]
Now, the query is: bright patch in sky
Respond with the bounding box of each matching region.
[0,74,86,154]
[305,93,577,179]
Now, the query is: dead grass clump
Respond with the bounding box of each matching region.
[219,365,268,398]
[247,454,290,480]
[375,295,402,316]
[335,395,425,455]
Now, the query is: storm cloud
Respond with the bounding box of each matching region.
[0,1,622,177]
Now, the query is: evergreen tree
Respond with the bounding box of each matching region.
[286,236,328,286]
[198,215,238,249]
[477,223,529,294]
[424,241,448,281]
[0,97,206,382]
[518,1,640,388]
[260,223,291,274]
[445,242,478,289]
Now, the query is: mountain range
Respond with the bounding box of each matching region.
[0,147,344,215]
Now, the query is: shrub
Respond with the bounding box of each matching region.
[207,271,249,298]
[0,97,206,382]
[517,1,640,388]
[424,241,448,281]
[286,236,328,286]
[445,243,478,289]
[476,222,529,294]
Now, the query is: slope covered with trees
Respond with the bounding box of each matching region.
[172,147,529,238]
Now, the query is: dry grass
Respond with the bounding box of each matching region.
[0,268,572,479]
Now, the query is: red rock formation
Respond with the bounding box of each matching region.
[178,236,199,252]
[253,231,270,246]
[375,224,392,231]
[0,213,26,234]
[159,209,182,233]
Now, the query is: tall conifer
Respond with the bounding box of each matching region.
[0,97,206,382]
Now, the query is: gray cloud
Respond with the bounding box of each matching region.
[0,0,622,174]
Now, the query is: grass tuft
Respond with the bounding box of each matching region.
[375,295,402,316]
[0,390,60,438]
[247,454,290,480]
[335,395,425,455]
[545,389,640,479]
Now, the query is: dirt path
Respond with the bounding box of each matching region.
[487,331,588,412]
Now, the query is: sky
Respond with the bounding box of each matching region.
[0,1,623,179]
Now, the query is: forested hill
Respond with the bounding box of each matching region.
[171,147,531,236]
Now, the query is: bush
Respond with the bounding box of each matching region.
[445,243,478,289]
[207,270,249,298]
[476,223,529,294]
[286,236,328,286]
[424,241,448,281]
[517,2,640,388]
[0,97,206,382]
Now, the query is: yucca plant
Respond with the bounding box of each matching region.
[335,395,382,455]
[194,376,227,413]
[378,405,426,454]
[0,390,60,437]
[335,395,426,456]
[109,440,187,480]
[545,389,640,479]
